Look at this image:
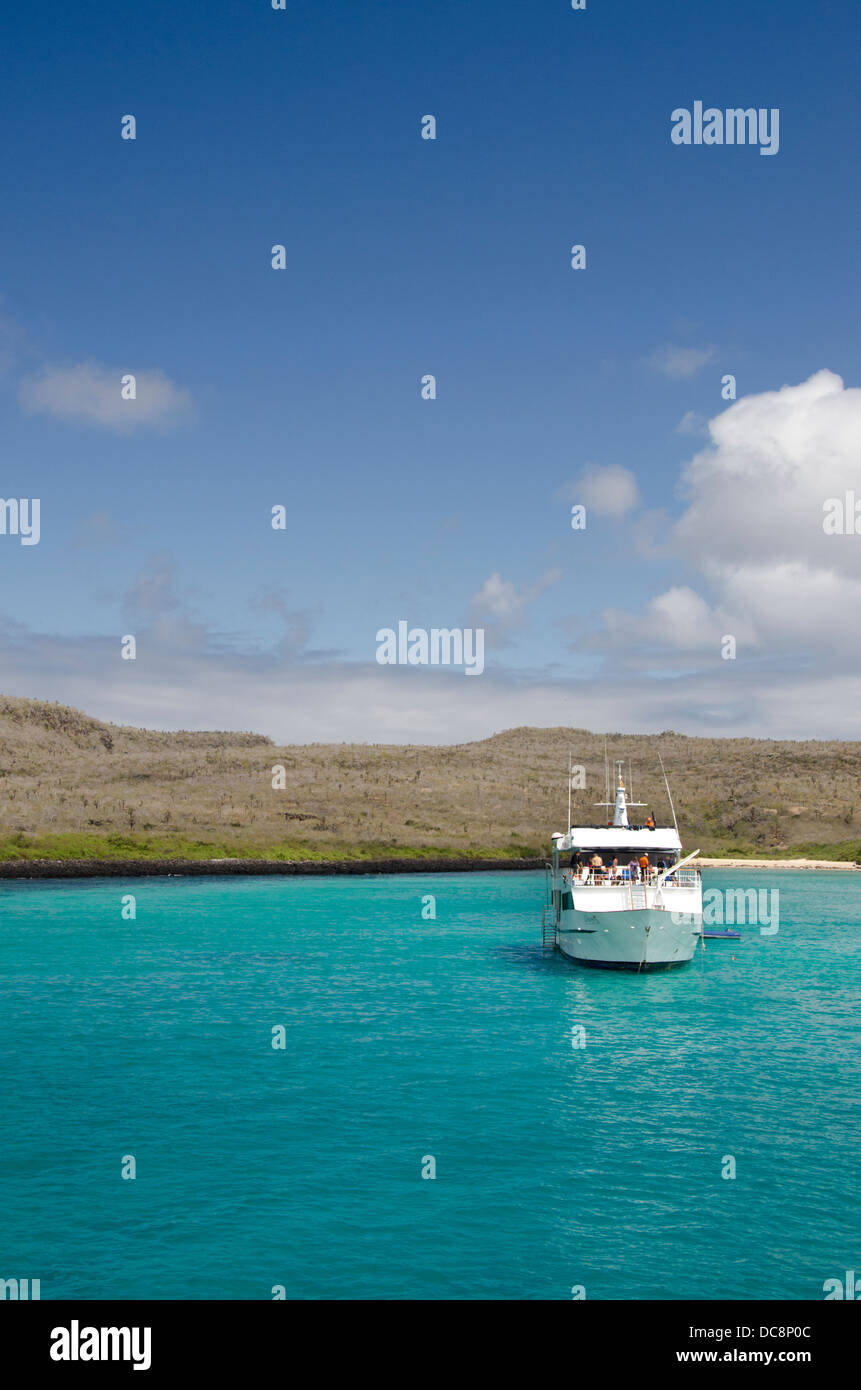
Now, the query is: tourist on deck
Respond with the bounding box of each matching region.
[639,853,650,882]
[644,812,656,830]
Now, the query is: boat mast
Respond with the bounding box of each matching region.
[595,759,644,826]
[567,750,572,832]
[613,761,629,827]
[658,751,679,837]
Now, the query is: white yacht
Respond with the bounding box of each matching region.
[542,760,702,970]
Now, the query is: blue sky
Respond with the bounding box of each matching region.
[1,0,860,742]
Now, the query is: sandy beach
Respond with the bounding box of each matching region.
[698,857,859,871]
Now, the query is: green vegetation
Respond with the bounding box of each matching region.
[0,832,541,864]
[758,840,861,863]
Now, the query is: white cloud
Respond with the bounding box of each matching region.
[674,369,860,573]
[2,621,861,743]
[599,369,861,665]
[602,586,722,651]
[470,568,562,635]
[471,573,525,623]
[19,362,193,431]
[716,561,861,652]
[564,463,639,517]
[648,345,716,379]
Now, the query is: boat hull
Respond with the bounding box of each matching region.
[556,902,702,970]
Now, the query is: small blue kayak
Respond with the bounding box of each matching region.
[701,929,741,940]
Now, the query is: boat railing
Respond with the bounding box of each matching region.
[667,868,700,888]
[563,867,701,888]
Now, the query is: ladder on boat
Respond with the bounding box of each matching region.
[542,864,559,948]
[629,881,647,910]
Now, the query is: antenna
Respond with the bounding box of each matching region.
[567,750,572,832]
[658,751,679,836]
[595,745,646,820]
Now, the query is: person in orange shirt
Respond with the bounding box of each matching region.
[638,854,650,882]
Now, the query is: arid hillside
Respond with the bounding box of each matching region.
[0,695,859,859]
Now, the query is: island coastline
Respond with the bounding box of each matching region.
[0,854,857,879]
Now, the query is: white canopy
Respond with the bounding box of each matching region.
[554,826,682,852]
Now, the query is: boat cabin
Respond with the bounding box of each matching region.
[551,826,682,880]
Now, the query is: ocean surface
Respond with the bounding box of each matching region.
[1,868,859,1301]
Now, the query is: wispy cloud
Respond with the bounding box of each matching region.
[470,568,562,645]
[558,463,639,517]
[647,345,716,380]
[72,510,123,549]
[1,617,860,744]
[122,553,182,620]
[18,362,193,431]
[249,589,324,660]
[675,409,708,435]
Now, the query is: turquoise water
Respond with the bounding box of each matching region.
[1,869,859,1300]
